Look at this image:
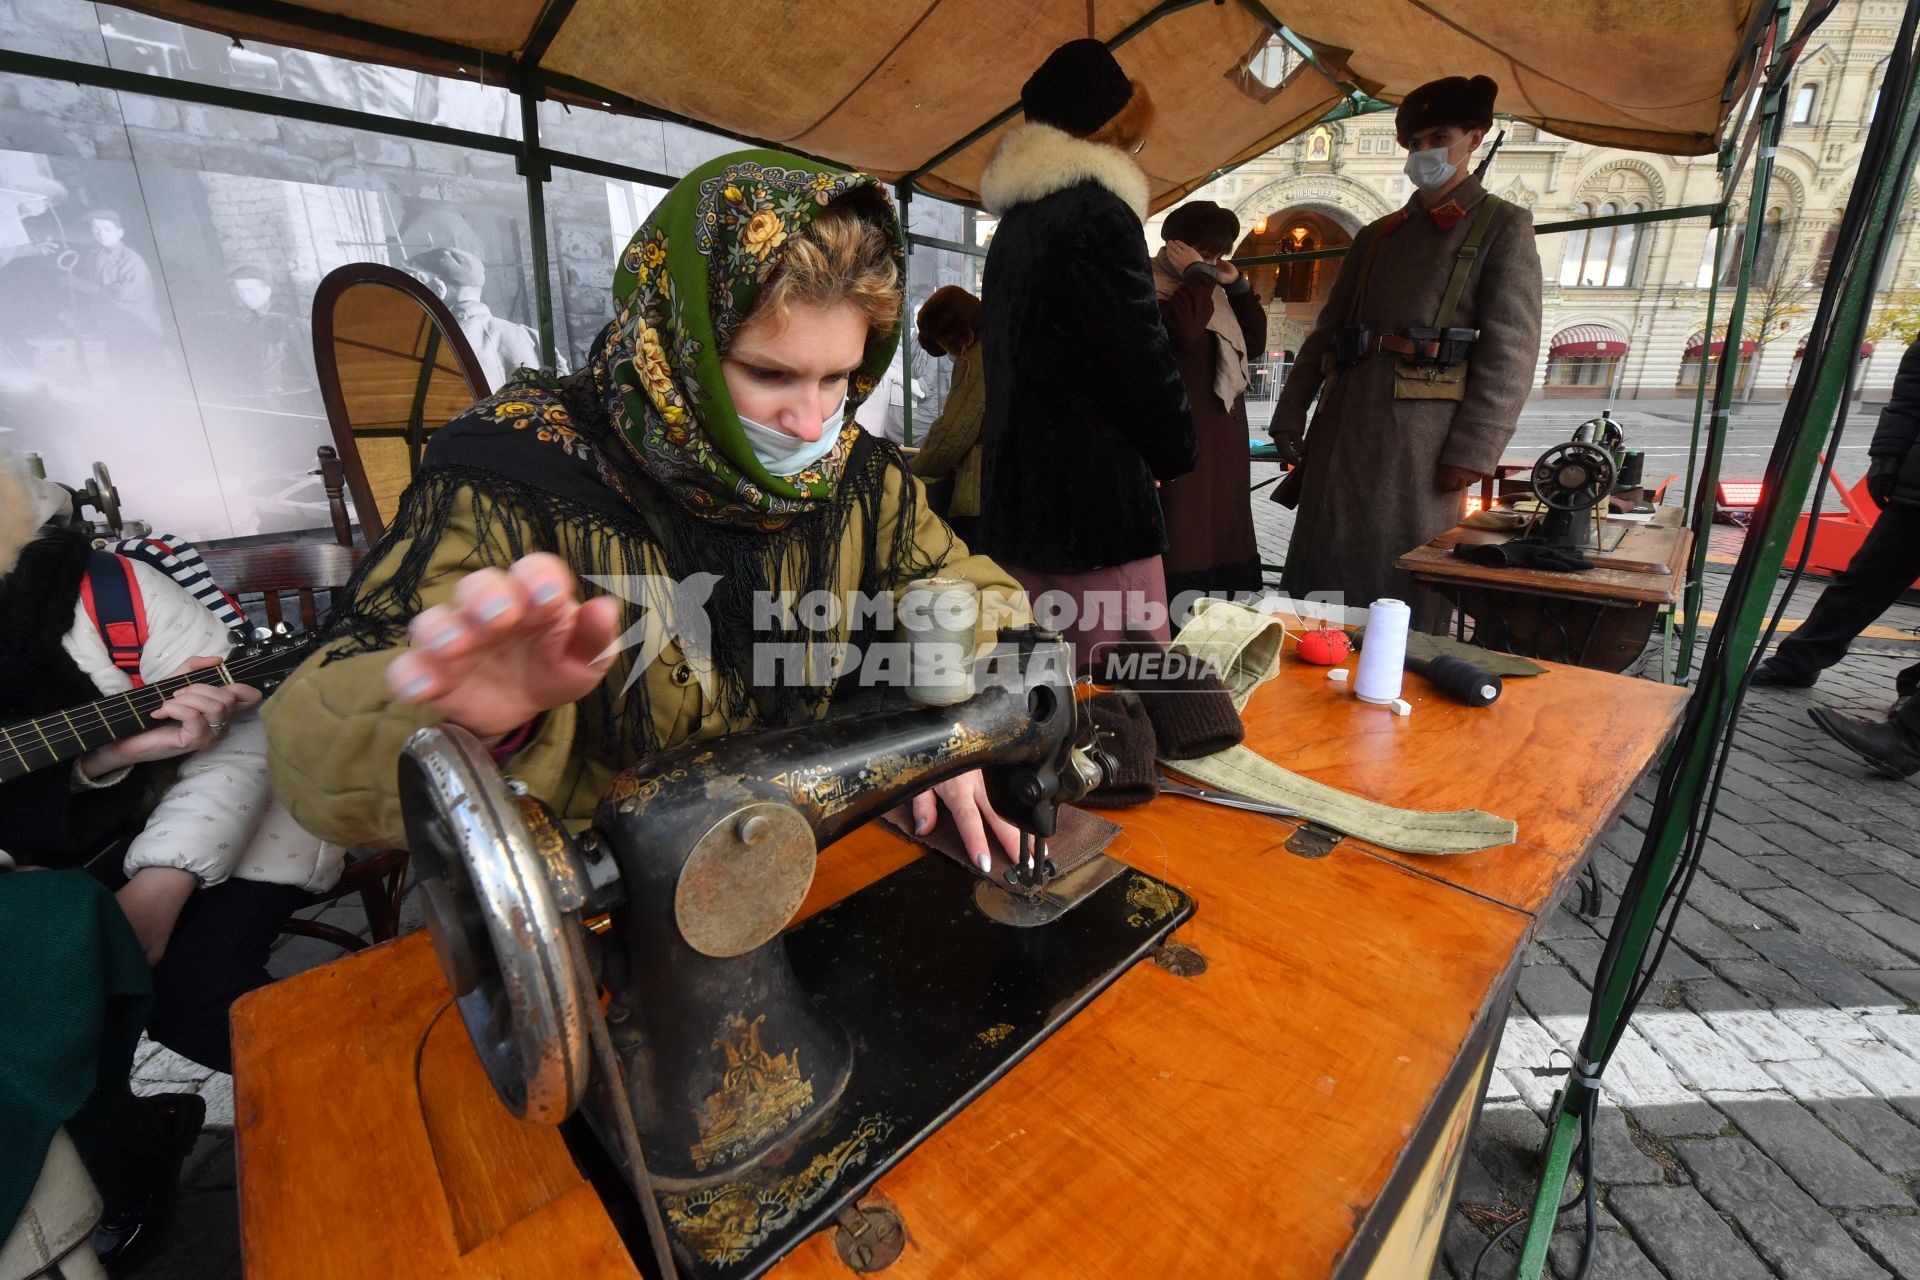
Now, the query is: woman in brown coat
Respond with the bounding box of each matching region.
[1153,201,1267,608]
[909,285,986,548]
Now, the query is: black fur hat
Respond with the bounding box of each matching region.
[1395,75,1499,142]
[1021,39,1135,137]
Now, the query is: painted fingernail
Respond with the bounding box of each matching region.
[427,625,463,650]
[532,582,562,605]
[477,597,510,622]
[398,676,431,701]
[975,851,992,873]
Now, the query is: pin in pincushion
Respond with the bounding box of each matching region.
[1296,628,1352,665]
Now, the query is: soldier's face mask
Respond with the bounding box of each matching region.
[1403,141,1459,192]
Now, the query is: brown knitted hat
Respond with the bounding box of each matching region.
[916,285,982,356]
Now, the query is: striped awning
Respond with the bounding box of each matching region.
[1549,323,1629,357]
[1794,339,1875,358]
[1685,331,1758,358]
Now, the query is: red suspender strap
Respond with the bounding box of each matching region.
[82,550,150,687]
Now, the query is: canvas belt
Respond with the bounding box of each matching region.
[1432,193,1503,332]
[1161,599,1519,856]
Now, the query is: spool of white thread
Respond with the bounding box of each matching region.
[1353,598,1410,705]
[903,576,978,707]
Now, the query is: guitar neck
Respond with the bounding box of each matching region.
[0,662,238,785]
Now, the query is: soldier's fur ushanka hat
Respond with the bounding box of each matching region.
[1395,76,1499,142]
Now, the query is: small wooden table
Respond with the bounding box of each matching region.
[1396,511,1692,676]
[232,656,1685,1280]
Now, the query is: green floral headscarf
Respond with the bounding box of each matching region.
[604,150,904,529]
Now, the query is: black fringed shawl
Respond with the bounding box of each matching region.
[321,361,945,758]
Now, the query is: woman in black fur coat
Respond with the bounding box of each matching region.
[977,39,1196,666]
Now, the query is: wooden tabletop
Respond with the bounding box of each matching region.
[1397,519,1692,607]
[232,655,1685,1280]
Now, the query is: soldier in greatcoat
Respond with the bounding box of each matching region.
[1270,75,1542,614]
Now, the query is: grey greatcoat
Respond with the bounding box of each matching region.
[1272,175,1542,610]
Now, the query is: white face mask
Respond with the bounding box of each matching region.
[736,396,846,476]
[1403,142,1459,192]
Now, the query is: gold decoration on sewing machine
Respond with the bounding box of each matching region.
[1125,874,1181,928]
[941,722,991,761]
[607,765,690,816]
[690,1013,817,1172]
[666,1115,894,1264]
[513,795,587,909]
[976,1023,1014,1047]
[772,764,860,816]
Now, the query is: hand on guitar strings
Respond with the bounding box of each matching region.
[79,656,263,779]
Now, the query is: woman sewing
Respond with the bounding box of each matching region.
[264,153,1028,872]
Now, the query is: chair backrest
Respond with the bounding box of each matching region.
[201,543,366,635]
[311,263,490,544]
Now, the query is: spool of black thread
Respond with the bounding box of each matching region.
[1617,449,1645,490]
[1407,654,1502,706]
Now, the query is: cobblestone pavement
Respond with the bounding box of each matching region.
[122,480,1918,1280]
[1249,484,1920,1279]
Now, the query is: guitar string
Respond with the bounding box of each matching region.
[0,667,235,764]
[0,659,261,764]
[0,649,303,764]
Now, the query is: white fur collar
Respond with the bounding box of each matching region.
[979,123,1150,223]
[0,454,68,579]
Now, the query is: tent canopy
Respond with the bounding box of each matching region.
[120,1,1767,211]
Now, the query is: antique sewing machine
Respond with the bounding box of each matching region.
[397,628,1195,1280]
[1526,414,1634,550]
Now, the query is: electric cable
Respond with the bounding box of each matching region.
[1551,17,1920,1280]
[1593,0,1914,1045]
[1471,1141,1595,1280]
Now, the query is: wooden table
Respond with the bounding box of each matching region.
[1396,512,1693,675]
[232,655,1686,1280]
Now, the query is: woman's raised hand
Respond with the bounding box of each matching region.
[1164,240,1205,275]
[386,553,622,742]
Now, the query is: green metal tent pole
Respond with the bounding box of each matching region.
[518,88,559,368]
[1230,203,1718,270]
[1676,162,1733,679]
[897,183,915,447]
[1676,91,1785,681]
[1511,31,1918,1280]
[1680,170,1731,521]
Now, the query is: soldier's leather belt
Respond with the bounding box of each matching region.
[1376,334,1443,360]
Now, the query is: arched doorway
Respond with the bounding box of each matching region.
[1234,206,1354,400]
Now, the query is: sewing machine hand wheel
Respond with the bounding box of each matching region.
[81,463,122,533]
[1531,441,1617,512]
[398,725,590,1124]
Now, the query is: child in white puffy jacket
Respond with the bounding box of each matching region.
[0,450,341,1073]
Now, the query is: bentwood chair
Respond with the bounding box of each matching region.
[202,543,408,953]
[311,262,490,546]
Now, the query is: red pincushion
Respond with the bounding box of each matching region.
[1297,628,1352,665]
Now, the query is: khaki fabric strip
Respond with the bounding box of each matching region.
[1166,600,1518,855]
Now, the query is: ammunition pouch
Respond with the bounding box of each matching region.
[1331,324,1376,371]
[1400,326,1479,367]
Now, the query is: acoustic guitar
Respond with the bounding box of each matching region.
[0,633,315,785]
